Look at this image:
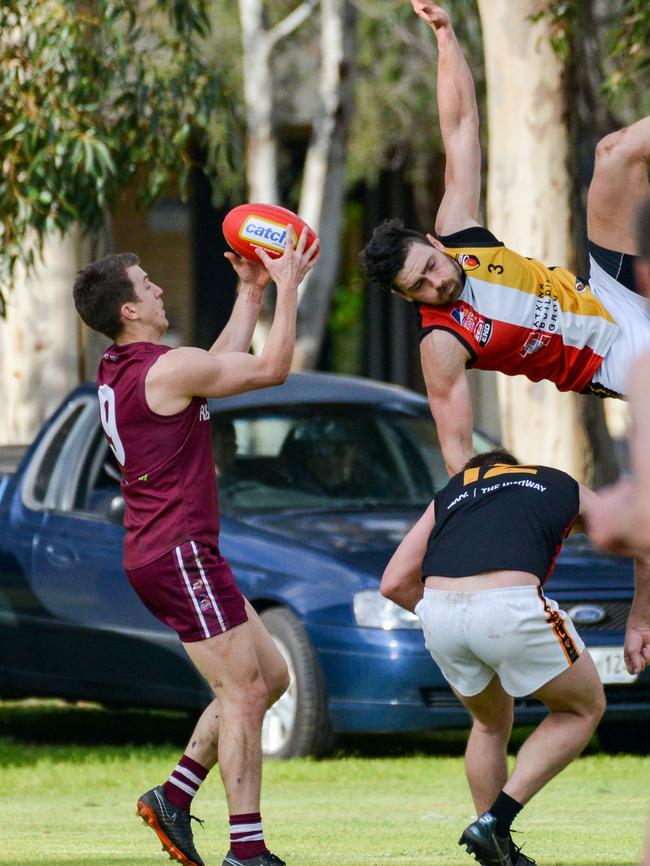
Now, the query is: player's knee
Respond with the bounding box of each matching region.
[570,683,606,729]
[589,686,606,727]
[268,660,290,707]
[471,712,512,740]
[225,675,269,723]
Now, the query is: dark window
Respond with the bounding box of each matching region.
[211,406,451,512]
[73,428,122,517]
[32,405,86,504]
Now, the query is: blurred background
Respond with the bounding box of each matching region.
[1,0,649,484]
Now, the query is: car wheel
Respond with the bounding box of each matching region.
[260,607,333,759]
[598,720,650,755]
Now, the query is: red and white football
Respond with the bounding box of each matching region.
[222,203,318,262]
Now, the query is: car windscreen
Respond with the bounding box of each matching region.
[211,405,491,512]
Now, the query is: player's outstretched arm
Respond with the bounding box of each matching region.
[585,356,650,554]
[581,485,650,676]
[420,329,474,475]
[381,500,436,611]
[208,254,270,355]
[146,230,319,412]
[411,2,481,235]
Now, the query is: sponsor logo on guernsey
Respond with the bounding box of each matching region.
[192,579,203,593]
[481,479,547,494]
[520,330,551,357]
[198,595,212,612]
[534,281,560,332]
[199,404,210,422]
[104,353,120,362]
[456,253,480,271]
[474,319,493,347]
[575,277,588,293]
[239,216,295,252]
[451,305,467,326]
[447,490,469,509]
[451,303,493,347]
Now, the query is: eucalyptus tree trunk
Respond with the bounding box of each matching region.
[293,0,357,369]
[238,0,280,206]
[243,0,355,364]
[237,0,316,354]
[476,0,590,479]
[0,231,81,444]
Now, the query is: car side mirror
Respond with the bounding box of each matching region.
[107,495,125,524]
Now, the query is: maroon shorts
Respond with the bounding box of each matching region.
[126,540,248,642]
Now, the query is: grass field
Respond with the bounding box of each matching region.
[1,700,648,866]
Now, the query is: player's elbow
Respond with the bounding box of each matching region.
[595,125,645,169]
[265,364,290,388]
[632,500,650,552]
[257,356,291,388]
[380,568,403,603]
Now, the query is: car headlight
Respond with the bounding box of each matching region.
[353,590,421,630]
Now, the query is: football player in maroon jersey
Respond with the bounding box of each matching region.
[73,229,318,866]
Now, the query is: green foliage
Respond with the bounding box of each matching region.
[330,201,365,375]
[605,1,650,97]
[349,0,483,208]
[0,0,235,299]
[533,1,650,97]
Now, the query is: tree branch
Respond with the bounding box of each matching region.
[267,0,318,51]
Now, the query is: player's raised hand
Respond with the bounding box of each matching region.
[254,227,320,291]
[224,252,270,292]
[411,1,453,32]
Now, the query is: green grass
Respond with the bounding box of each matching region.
[1,700,648,865]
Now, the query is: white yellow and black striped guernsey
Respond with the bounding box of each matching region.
[417,226,618,393]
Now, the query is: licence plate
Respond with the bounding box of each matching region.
[589,646,638,684]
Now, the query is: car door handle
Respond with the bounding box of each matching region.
[44,544,79,566]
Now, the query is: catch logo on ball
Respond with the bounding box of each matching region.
[240,215,296,253]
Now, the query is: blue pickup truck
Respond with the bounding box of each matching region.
[0,372,647,756]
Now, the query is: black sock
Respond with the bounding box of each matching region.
[488,791,523,837]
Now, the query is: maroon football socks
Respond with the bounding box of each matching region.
[163,754,208,810]
[229,812,268,860]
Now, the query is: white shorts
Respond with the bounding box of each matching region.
[414,585,585,698]
[589,255,650,396]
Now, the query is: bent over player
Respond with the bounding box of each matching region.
[381,449,605,866]
[73,230,319,866]
[360,2,650,475]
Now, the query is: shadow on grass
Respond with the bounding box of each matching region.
[0,698,192,747]
[0,698,605,764]
[336,724,604,758]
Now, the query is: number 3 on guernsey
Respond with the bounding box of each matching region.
[98,384,126,465]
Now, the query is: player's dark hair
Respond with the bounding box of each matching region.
[359,219,433,293]
[637,197,650,262]
[73,252,140,340]
[463,448,519,470]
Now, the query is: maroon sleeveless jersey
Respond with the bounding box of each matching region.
[97,342,219,569]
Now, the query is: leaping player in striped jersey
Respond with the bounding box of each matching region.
[360,1,650,477]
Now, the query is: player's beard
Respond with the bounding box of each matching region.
[443,256,465,303]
